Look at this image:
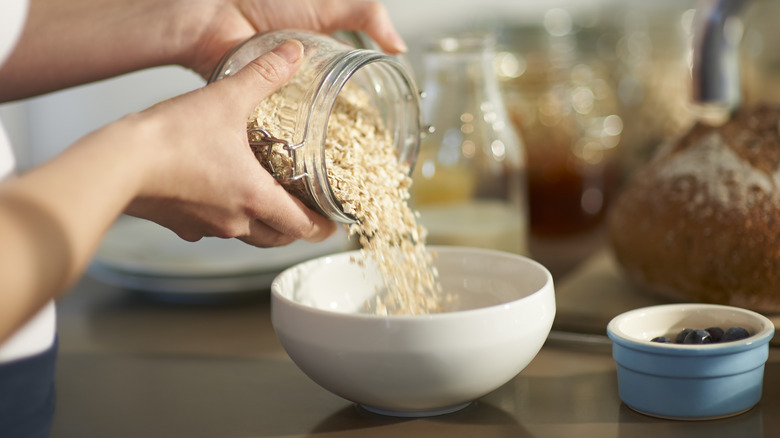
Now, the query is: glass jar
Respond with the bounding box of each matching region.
[209,30,422,224]
[410,35,529,255]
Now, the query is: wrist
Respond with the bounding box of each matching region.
[103,112,174,201]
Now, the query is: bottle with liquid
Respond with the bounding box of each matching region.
[497,10,626,238]
[411,35,529,254]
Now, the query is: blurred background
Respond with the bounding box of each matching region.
[2,0,778,278]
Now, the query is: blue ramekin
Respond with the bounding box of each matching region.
[607,303,775,420]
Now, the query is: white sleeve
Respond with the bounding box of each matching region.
[0,121,57,363]
[0,302,56,363]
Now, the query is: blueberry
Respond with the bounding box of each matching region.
[651,336,672,343]
[676,328,694,344]
[682,329,713,344]
[721,327,750,342]
[705,327,724,343]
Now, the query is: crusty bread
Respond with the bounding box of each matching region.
[608,104,780,312]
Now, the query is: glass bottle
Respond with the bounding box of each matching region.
[210,30,422,224]
[410,35,529,255]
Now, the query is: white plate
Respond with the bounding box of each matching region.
[93,215,353,277]
[88,215,354,294]
[86,262,280,297]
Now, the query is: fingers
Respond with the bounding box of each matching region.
[238,214,337,248]
[346,0,407,53]
[319,0,407,54]
[212,39,305,115]
[246,179,339,245]
[239,219,296,247]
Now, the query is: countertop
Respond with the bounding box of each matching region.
[50,236,780,438]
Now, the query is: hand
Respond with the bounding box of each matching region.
[182,0,407,78]
[0,40,336,342]
[0,0,406,101]
[124,40,338,247]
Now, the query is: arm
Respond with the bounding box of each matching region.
[0,0,406,102]
[0,40,336,343]
[0,0,407,341]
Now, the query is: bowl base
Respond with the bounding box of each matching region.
[359,401,472,418]
[626,404,756,421]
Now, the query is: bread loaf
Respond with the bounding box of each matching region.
[608,104,780,312]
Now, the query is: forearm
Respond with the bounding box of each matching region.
[0,118,151,342]
[0,0,204,102]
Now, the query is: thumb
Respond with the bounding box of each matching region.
[218,40,305,112]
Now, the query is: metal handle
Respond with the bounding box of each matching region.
[248,128,307,183]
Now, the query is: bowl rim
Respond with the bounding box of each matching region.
[606,303,775,354]
[271,245,554,321]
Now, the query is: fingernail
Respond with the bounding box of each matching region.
[394,37,408,54]
[385,31,407,54]
[273,40,304,64]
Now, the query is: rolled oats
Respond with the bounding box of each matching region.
[250,82,441,315]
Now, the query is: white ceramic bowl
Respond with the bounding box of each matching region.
[271,246,556,417]
[607,303,775,420]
